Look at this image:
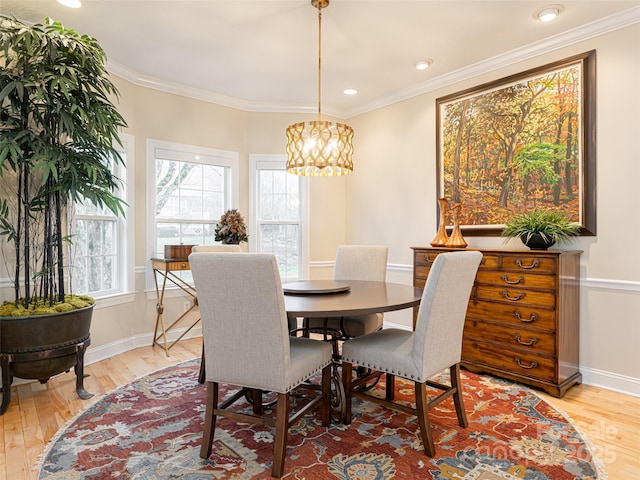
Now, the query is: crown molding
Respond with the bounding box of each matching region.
[106,6,640,119]
[107,59,341,116]
[346,6,640,117]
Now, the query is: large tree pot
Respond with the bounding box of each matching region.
[0,304,94,415]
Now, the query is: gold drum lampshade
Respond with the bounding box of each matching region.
[286,0,354,177]
[286,120,354,176]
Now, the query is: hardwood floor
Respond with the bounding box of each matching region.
[1,337,639,479]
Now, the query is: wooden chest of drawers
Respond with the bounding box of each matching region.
[411,246,582,397]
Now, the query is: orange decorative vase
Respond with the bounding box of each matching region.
[445,204,467,248]
[430,198,449,247]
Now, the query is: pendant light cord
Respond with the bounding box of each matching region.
[317,3,322,122]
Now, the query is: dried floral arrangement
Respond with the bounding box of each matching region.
[214,209,248,244]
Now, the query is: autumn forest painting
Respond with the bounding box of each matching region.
[437,52,596,233]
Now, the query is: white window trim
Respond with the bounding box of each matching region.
[72,132,135,304]
[146,139,239,291]
[248,154,309,279]
[120,133,135,298]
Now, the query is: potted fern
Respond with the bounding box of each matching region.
[501,209,580,250]
[0,16,127,414]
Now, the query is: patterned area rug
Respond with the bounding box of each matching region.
[38,359,604,479]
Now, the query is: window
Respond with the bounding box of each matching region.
[71,133,134,298]
[249,154,308,280]
[147,139,239,268]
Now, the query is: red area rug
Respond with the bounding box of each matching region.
[37,359,604,479]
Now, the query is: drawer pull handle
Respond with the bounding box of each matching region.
[515,311,538,323]
[502,290,525,301]
[424,254,437,264]
[514,334,538,346]
[502,274,524,285]
[516,259,539,269]
[181,263,187,269]
[514,356,538,369]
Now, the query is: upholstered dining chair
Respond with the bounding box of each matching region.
[341,250,482,457]
[191,244,242,253]
[192,244,243,383]
[189,252,333,478]
[303,245,389,345]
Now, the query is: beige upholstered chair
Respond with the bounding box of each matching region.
[190,252,332,478]
[304,245,388,341]
[191,244,242,253]
[192,244,242,383]
[341,250,482,457]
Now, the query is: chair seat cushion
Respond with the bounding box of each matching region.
[342,328,425,381]
[306,313,383,338]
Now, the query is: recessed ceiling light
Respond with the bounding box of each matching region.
[57,0,82,8]
[536,4,564,22]
[343,88,358,95]
[414,59,433,71]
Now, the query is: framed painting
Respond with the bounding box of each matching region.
[436,50,596,236]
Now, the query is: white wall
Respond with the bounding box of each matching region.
[346,24,640,394]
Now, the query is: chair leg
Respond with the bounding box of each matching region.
[251,389,264,414]
[199,381,218,459]
[198,345,205,384]
[272,392,290,478]
[331,338,340,359]
[321,364,331,427]
[414,381,436,456]
[450,363,468,428]
[385,373,395,401]
[342,362,353,424]
[301,318,310,338]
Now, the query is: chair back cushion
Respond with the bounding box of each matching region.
[333,245,388,282]
[413,251,482,376]
[189,252,292,392]
[192,245,242,252]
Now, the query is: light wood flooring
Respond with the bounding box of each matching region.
[1,337,639,479]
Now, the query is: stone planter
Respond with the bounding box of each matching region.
[0,304,94,415]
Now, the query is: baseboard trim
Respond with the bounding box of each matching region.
[84,326,202,365]
[580,366,640,397]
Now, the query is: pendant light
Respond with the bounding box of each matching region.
[286,0,354,176]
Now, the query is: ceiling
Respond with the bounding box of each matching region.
[2,1,639,117]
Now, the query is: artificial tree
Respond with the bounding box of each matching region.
[0,15,127,414]
[0,16,127,311]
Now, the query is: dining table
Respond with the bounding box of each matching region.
[282,279,423,320]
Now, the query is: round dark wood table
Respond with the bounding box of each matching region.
[283,280,423,318]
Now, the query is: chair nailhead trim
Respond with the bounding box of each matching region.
[343,357,416,380]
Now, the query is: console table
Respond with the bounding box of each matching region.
[151,258,200,355]
[411,246,582,397]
